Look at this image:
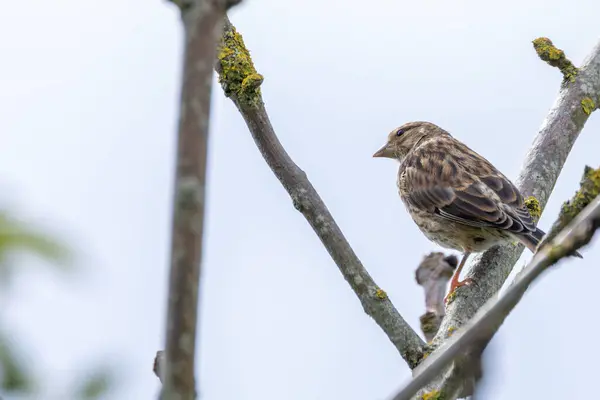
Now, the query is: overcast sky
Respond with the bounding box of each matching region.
[0,1,599,399]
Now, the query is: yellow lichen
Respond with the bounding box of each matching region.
[581,97,596,115]
[419,312,440,342]
[445,290,457,305]
[375,288,387,300]
[559,166,600,221]
[447,326,457,337]
[217,23,264,106]
[524,196,542,222]
[560,168,600,216]
[422,390,442,400]
[546,244,567,262]
[540,166,600,247]
[532,37,578,82]
[241,73,263,93]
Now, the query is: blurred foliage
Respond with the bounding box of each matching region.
[0,332,32,394]
[0,210,117,399]
[0,212,69,262]
[74,367,116,400]
[0,212,71,287]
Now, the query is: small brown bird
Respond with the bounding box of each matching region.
[373,121,580,301]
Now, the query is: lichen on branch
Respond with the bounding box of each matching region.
[524,196,541,222]
[216,21,264,106]
[421,390,442,400]
[540,166,600,248]
[581,97,596,115]
[532,37,578,82]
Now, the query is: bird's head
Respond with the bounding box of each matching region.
[373,121,449,161]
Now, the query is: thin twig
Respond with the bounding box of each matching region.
[213,16,426,367]
[390,195,600,400]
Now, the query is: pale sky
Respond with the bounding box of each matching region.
[0,1,599,399]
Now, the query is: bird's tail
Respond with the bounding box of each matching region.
[519,227,583,258]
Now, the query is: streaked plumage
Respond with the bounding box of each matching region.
[373,121,579,300]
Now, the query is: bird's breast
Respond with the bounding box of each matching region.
[405,204,510,252]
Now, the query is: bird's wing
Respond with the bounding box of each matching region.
[400,141,537,236]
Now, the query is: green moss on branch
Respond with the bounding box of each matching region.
[532,37,578,82]
[216,21,264,107]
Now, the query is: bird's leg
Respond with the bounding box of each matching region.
[444,252,473,303]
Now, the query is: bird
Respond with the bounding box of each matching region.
[373,121,581,302]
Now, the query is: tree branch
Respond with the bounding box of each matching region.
[390,194,600,400]
[214,16,427,367]
[161,2,241,399]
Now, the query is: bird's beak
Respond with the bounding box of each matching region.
[373,144,389,158]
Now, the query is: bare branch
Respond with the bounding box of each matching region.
[161,2,241,399]
[390,195,600,400]
[415,253,457,342]
[411,38,600,398]
[214,16,427,367]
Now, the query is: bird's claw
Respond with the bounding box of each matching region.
[444,278,474,304]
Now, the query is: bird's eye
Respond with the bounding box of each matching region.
[396,129,405,137]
